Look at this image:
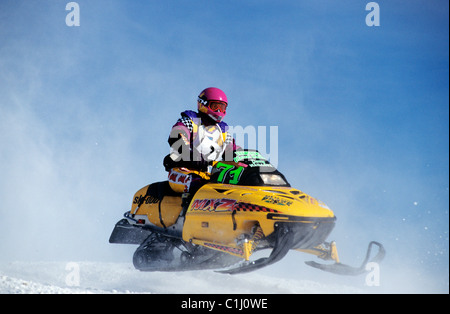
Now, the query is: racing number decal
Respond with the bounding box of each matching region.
[215,162,244,185]
[215,163,233,182]
[228,167,243,184]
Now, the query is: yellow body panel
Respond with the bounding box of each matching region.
[131,185,182,228]
[182,183,335,247]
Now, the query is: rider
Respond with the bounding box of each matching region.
[163,87,239,203]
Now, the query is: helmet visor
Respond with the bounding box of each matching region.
[208,101,227,113]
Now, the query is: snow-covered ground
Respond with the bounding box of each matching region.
[2,258,447,294]
[1,261,369,294]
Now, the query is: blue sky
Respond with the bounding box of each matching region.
[0,1,448,292]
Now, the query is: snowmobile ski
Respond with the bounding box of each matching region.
[305,241,386,276]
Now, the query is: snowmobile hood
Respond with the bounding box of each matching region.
[187,183,335,218]
[182,183,336,246]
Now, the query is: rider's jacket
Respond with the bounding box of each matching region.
[166,110,238,168]
[164,110,239,193]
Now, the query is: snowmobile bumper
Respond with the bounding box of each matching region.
[109,209,184,245]
[267,215,337,250]
[109,219,152,245]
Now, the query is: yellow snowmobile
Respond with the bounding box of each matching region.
[109,150,385,275]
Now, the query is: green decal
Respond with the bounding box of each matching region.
[216,162,234,182]
[228,166,244,184]
[215,162,244,185]
[234,151,265,162]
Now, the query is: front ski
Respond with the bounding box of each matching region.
[305,241,386,276]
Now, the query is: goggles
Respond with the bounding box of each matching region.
[208,100,227,113]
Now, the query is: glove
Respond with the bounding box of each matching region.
[163,153,210,172]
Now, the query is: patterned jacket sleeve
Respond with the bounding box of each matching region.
[168,112,194,148]
[164,111,205,171]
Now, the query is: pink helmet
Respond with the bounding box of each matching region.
[197,87,228,122]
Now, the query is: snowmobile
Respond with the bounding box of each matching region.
[109,150,385,275]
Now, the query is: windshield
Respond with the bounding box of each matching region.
[210,150,290,187]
